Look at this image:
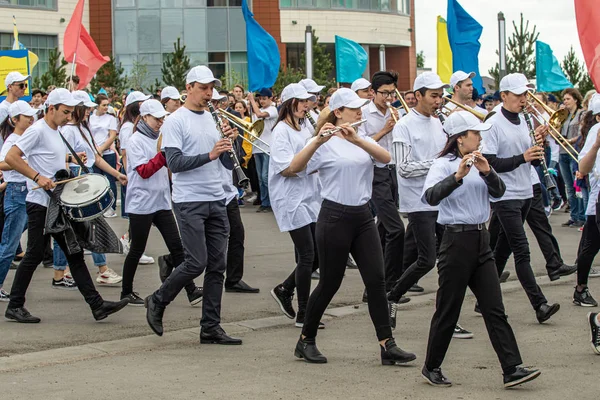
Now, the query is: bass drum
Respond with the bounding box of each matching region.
[60,173,114,221]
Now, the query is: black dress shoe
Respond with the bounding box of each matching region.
[536,303,560,324]
[548,264,577,281]
[294,337,327,363]
[200,326,242,345]
[225,280,260,293]
[422,366,452,387]
[381,338,416,365]
[145,295,165,336]
[5,307,41,323]
[408,284,424,293]
[503,366,541,388]
[92,298,130,321]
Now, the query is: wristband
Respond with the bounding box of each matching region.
[33,173,40,182]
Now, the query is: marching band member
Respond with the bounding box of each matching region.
[268,84,321,326]
[145,66,241,345]
[351,78,374,100]
[160,86,182,113]
[299,78,325,135]
[4,88,129,323]
[420,111,540,388]
[481,73,560,323]
[288,88,416,366]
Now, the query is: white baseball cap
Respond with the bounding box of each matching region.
[413,72,449,91]
[140,99,168,119]
[161,86,180,101]
[590,94,600,115]
[212,88,226,101]
[449,71,476,88]
[125,91,151,107]
[47,88,81,107]
[329,88,369,111]
[499,73,533,95]
[4,71,30,88]
[186,65,222,86]
[8,100,40,118]
[281,83,316,103]
[298,78,325,94]
[443,111,492,137]
[72,90,97,107]
[351,78,372,92]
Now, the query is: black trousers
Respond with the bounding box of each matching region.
[303,200,392,341]
[8,203,103,310]
[388,211,441,302]
[281,223,318,316]
[225,199,245,287]
[122,209,185,297]
[489,185,564,277]
[491,199,547,310]
[425,227,522,372]
[371,166,405,290]
[576,214,600,286]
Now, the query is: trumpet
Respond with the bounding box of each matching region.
[522,108,556,190]
[319,119,367,137]
[207,102,250,188]
[217,108,271,154]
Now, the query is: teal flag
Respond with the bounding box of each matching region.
[536,41,573,92]
[335,35,368,84]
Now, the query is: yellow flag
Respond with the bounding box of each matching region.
[12,15,39,70]
[437,16,452,83]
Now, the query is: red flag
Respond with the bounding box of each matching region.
[63,0,109,90]
[575,0,600,90]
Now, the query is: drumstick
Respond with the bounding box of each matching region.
[32,175,88,191]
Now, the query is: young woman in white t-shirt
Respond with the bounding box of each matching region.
[286,88,416,366]
[268,84,322,327]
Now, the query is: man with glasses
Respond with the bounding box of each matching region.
[1,72,30,125]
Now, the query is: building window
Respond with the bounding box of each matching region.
[0,33,58,79]
[207,0,242,5]
[280,0,409,14]
[0,0,56,10]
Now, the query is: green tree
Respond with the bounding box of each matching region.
[34,48,67,90]
[561,46,582,87]
[578,67,595,94]
[273,65,305,95]
[161,38,190,91]
[146,78,162,95]
[417,51,425,68]
[300,29,336,90]
[90,56,127,95]
[128,58,149,91]
[219,69,248,92]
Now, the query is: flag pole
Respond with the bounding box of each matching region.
[68,0,85,91]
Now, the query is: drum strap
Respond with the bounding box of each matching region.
[58,130,91,175]
[77,125,102,159]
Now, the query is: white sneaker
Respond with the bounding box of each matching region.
[84,249,92,255]
[590,268,600,278]
[119,234,130,256]
[104,209,117,218]
[96,268,123,285]
[139,254,155,265]
[0,288,9,302]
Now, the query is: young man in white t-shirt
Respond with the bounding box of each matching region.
[4,88,130,323]
[248,88,278,212]
[145,66,242,344]
[0,72,31,129]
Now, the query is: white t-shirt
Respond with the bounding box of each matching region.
[579,124,600,216]
[252,105,278,154]
[530,165,541,185]
[59,124,96,168]
[423,155,495,225]
[307,136,381,206]
[16,119,69,207]
[0,100,11,125]
[392,110,447,213]
[119,121,135,151]
[161,107,225,203]
[126,132,171,214]
[482,110,533,202]
[358,101,394,164]
[268,121,320,232]
[89,112,118,155]
[0,133,27,182]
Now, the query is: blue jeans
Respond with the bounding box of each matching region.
[0,182,28,287]
[254,153,270,207]
[52,166,107,270]
[93,152,117,211]
[559,153,586,222]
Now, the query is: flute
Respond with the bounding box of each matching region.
[466,144,483,167]
[320,119,368,137]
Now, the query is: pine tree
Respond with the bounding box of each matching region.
[90,56,127,95]
[161,38,190,91]
[37,48,68,90]
[578,67,595,94]
[300,30,336,91]
[561,46,582,88]
[417,51,425,68]
[128,58,149,91]
[146,78,162,95]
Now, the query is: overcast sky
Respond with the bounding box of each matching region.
[414,0,584,78]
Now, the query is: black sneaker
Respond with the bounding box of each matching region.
[503,366,541,388]
[408,284,424,293]
[587,312,600,355]
[121,292,145,307]
[187,286,203,306]
[270,284,296,319]
[573,287,598,307]
[453,324,474,339]
[51,278,78,291]
[422,366,452,387]
[0,288,9,302]
[5,307,41,323]
[571,221,585,228]
[562,219,576,227]
[551,198,564,211]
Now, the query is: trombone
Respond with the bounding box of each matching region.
[218,108,271,155]
[394,89,411,114]
[442,97,496,122]
[526,92,579,163]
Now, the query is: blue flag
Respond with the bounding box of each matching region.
[242,0,280,91]
[335,35,368,84]
[447,0,484,93]
[536,41,573,92]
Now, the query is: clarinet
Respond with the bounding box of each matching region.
[207,102,250,188]
[522,109,556,190]
[435,109,446,124]
[305,111,317,130]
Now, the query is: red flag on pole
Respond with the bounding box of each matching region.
[575,0,600,90]
[63,0,109,90]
